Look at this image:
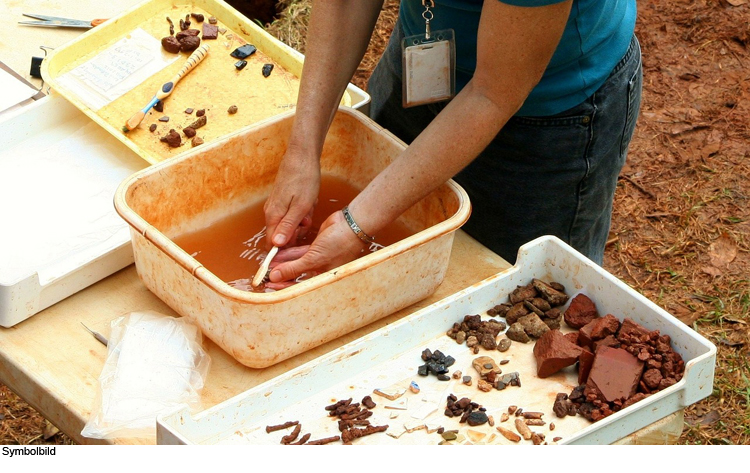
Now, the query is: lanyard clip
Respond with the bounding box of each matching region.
[422,0,434,40]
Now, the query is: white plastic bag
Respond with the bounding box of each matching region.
[81,311,211,440]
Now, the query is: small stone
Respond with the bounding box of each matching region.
[499,359,509,365]
[191,136,204,147]
[218,27,227,34]
[208,16,218,24]
[506,323,530,343]
[149,124,157,132]
[452,370,462,379]
[409,381,420,393]
[185,108,194,114]
[462,376,472,386]
[437,374,451,381]
[183,126,196,138]
[466,411,489,426]
[500,413,509,422]
[190,13,204,22]
[441,430,458,441]
[262,63,274,77]
[228,105,238,114]
[456,331,466,344]
[158,116,170,122]
[196,109,205,117]
[466,335,479,348]
[477,380,493,392]
[153,99,164,113]
[188,115,207,129]
[497,338,512,352]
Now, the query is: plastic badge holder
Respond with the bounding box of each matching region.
[402,29,456,108]
[81,311,210,440]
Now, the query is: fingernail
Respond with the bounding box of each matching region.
[270,270,281,281]
[273,235,285,245]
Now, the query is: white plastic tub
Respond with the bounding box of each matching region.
[156,236,716,445]
[0,93,146,327]
[115,107,471,368]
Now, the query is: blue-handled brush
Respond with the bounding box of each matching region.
[123,44,210,132]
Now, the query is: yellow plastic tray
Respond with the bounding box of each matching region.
[42,0,354,164]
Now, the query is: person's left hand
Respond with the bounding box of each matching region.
[266,210,368,286]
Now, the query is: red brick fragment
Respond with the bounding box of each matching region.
[564,294,599,329]
[578,348,595,385]
[533,330,583,378]
[586,346,644,403]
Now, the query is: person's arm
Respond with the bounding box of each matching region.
[264,0,384,248]
[269,0,573,283]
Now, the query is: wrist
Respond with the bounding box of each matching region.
[342,206,375,245]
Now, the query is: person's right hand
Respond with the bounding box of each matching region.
[263,146,321,249]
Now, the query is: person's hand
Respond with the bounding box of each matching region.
[266,210,368,285]
[264,147,321,249]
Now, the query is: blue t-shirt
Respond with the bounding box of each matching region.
[399,0,636,116]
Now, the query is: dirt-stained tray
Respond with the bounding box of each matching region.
[156,236,716,445]
[41,0,365,164]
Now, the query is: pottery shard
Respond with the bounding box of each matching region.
[533,330,583,378]
[506,323,530,343]
[586,346,644,403]
[509,283,537,304]
[532,279,569,306]
[517,313,550,339]
[564,293,599,329]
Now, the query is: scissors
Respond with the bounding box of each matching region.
[18,13,107,29]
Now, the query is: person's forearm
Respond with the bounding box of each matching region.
[347,0,572,237]
[288,0,384,158]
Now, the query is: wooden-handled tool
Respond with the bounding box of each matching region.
[123,44,210,132]
[252,246,279,288]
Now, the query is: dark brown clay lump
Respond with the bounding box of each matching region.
[160,129,181,148]
[179,35,201,52]
[161,36,181,54]
[227,105,238,114]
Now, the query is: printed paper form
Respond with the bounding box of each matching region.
[56,28,178,111]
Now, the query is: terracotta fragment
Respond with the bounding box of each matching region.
[585,346,644,403]
[533,330,583,378]
[564,293,599,329]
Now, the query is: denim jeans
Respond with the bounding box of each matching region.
[368,23,643,265]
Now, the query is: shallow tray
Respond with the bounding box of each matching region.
[156,236,716,445]
[0,93,147,327]
[41,0,369,164]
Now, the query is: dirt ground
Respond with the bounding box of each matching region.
[1,0,748,445]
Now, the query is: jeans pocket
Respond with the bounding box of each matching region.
[619,43,643,157]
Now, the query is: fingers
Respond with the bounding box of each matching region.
[270,246,310,264]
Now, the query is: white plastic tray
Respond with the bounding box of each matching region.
[157,236,716,445]
[0,93,147,327]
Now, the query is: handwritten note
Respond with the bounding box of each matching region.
[57,28,178,111]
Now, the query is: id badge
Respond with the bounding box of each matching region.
[401,29,456,108]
